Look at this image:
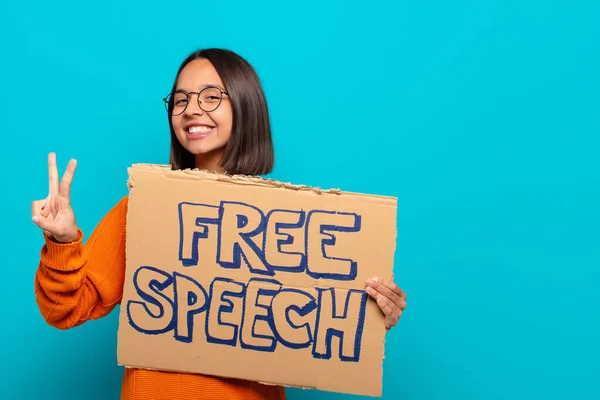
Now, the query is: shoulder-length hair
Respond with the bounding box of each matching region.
[167,48,274,175]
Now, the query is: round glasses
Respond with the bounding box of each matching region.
[163,86,229,115]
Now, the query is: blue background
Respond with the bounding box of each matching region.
[1,0,598,399]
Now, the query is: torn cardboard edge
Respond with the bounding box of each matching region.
[119,360,379,395]
[126,163,398,202]
[120,364,318,391]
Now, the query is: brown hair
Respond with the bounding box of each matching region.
[167,48,274,175]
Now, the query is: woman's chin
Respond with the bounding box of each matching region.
[185,141,222,156]
[185,143,227,170]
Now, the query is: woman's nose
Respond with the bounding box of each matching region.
[184,93,204,115]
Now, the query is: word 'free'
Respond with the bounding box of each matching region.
[178,201,362,281]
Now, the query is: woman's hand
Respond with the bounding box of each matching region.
[31,152,80,243]
[366,277,407,330]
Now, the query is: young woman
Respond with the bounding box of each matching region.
[31,48,407,400]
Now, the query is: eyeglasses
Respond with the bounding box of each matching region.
[163,86,229,115]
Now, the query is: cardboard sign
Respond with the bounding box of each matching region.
[117,164,397,397]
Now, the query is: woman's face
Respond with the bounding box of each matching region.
[171,58,233,167]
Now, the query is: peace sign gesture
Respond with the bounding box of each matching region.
[31,153,80,243]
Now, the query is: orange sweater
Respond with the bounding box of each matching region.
[34,195,286,400]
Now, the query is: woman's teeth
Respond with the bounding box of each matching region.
[189,126,213,133]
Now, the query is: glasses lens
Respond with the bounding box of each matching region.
[199,87,222,112]
[171,92,189,116]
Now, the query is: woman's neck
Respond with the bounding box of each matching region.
[194,150,226,173]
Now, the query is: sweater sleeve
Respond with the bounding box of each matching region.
[34,196,129,330]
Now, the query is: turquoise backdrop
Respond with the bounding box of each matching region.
[2,1,598,399]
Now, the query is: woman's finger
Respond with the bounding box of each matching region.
[367,278,405,310]
[32,198,53,219]
[367,286,401,316]
[386,314,399,330]
[380,279,407,301]
[366,285,403,330]
[40,196,54,218]
[32,214,59,233]
[60,158,77,200]
[376,295,396,317]
[48,152,60,196]
[31,200,44,218]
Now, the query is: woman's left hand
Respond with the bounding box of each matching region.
[365,277,407,330]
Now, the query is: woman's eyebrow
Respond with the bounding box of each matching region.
[175,83,226,93]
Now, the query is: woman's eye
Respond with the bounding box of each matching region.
[175,99,188,105]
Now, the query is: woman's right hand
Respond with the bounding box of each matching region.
[31,152,80,243]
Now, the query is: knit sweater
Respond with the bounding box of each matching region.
[34,195,286,400]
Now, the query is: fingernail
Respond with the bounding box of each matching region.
[32,216,39,223]
[366,279,373,285]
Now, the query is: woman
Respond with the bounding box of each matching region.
[31,48,407,400]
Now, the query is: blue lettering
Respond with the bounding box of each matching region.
[271,289,317,349]
[173,272,209,343]
[127,267,367,362]
[126,266,175,335]
[178,203,220,267]
[312,288,367,362]
[217,202,272,275]
[206,278,245,346]
[264,209,306,272]
[177,202,363,282]
[240,278,282,352]
[306,211,361,281]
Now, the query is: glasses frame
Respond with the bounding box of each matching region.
[163,86,229,115]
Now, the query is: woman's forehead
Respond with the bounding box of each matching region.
[177,59,224,90]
